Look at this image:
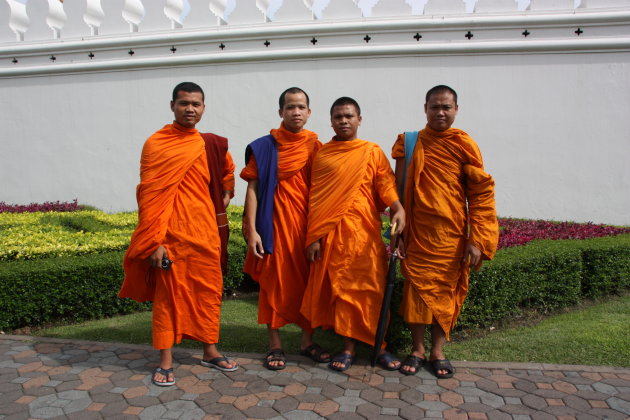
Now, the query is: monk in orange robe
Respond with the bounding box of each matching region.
[241,87,328,370]
[392,85,499,378]
[301,97,405,372]
[120,82,237,387]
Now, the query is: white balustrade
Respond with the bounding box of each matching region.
[121,0,145,32]
[319,0,363,19]
[6,0,629,45]
[272,0,314,22]
[424,0,467,15]
[184,0,219,28]
[83,0,104,36]
[370,0,413,18]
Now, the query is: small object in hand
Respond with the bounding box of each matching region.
[161,257,172,270]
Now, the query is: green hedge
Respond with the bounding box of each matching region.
[0,251,150,331]
[386,234,630,350]
[0,209,249,331]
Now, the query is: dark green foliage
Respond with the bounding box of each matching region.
[386,234,630,352]
[0,251,150,331]
[225,230,247,291]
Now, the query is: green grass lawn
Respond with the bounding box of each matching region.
[33,294,630,367]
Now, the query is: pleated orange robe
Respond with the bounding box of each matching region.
[119,122,223,349]
[301,139,399,346]
[392,126,499,339]
[240,124,321,330]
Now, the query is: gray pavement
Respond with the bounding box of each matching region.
[1,334,629,419]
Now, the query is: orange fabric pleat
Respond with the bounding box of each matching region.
[240,124,321,330]
[120,122,223,349]
[392,126,499,339]
[301,139,399,346]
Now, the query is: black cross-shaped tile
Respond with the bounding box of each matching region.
[219,43,225,50]
[522,29,530,37]
[364,34,371,43]
[50,55,56,61]
[264,40,270,47]
[88,52,95,59]
[12,58,18,64]
[575,27,583,36]
[128,49,135,56]
[310,37,318,45]
[465,31,473,40]
[170,46,177,53]
[414,32,422,41]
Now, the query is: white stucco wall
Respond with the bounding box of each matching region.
[2,51,629,224]
[1,1,629,225]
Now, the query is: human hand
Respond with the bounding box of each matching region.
[462,242,481,267]
[248,231,265,259]
[306,241,321,262]
[222,191,231,208]
[147,245,168,268]
[393,237,406,259]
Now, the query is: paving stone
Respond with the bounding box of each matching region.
[485,409,512,420]
[272,395,299,413]
[586,409,628,420]
[498,403,538,414]
[399,404,426,419]
[355,401,382,418]
[607,396,630,415]
[592,382,618,395]
[400,388,423,404]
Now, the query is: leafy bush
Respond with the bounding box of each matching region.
[0,199,83,213]
[0,251,150,331]
[0,210,137,260]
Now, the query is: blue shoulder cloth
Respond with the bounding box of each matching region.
[402,131,418,194]
[245,134,277,254]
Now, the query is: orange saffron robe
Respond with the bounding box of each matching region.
[240,124,321,330]
[392,126,499,339]
[301,139,399,346]
[119,122,223,349]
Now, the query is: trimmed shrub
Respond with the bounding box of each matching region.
[386,234,630,351]
[0,251,150,331]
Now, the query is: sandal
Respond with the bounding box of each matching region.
[300,343,332,363]
[430,359,454,379]
[201,356,238,372]
[399,355,425,376]
[376,351,401,371]
[152,367,175,386]
[328,352,354,372]
[263,348,286,371]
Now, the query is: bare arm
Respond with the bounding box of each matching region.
[244,180,264,258]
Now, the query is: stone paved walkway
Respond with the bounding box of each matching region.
[1,335,629,419]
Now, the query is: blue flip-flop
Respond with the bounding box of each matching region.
[201,356,238,372]
[152,367,175,386]
[328,352,354,372]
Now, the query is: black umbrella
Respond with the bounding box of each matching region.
[370,223,401,367]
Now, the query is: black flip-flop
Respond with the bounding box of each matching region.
[300,343,332,363]
[430,359,454,379]
[399,355,425,376]
[263,348,286,371]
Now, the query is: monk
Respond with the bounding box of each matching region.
[120,82,237,387]
[241,87,328,370]
[301,97,405,372]
[392,85,499,378]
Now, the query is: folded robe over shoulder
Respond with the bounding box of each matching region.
[300,139,399,346]
[119,122,223,349]
[240,123,321,330]
[392,125,499,339]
